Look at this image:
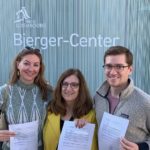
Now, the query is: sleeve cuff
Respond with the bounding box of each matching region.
[137,142,149,150]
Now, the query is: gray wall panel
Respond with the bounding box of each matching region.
[0,0,150,95]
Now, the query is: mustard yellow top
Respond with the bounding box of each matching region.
[43,109,98,150]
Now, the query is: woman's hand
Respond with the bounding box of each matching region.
[75,119,88,128]
[0,130,15,141]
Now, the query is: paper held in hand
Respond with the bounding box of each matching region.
[98,112,129,150]
[9,120,38,150]
[58,121,95,150]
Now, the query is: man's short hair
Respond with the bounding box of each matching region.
[104,46,133,66]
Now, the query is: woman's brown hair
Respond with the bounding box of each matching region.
[49,68,93,118]
[9,47,52,100]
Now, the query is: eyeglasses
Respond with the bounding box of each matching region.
[103,64,129,71]
[62,82,79,89]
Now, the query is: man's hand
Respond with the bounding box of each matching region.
[120,138,139,150]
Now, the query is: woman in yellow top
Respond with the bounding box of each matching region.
[43,68,98,150]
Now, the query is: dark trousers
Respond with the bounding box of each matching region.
[0,142,2,150]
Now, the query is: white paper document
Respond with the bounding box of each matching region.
[9,120,38,150]
[98,112,129,150]
[58,121,95,150]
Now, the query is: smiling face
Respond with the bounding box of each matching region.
[104,54,133,88]
[61,74,79,104]
[17,54,40,84]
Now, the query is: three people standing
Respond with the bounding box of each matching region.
[1,45,150,150]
